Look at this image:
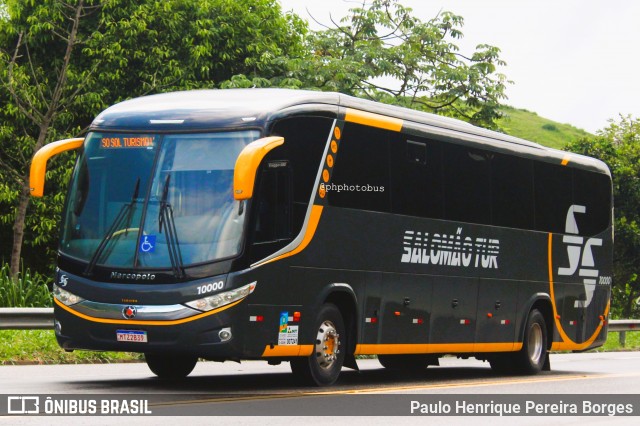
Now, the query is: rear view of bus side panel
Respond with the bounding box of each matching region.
[543,163,613,350]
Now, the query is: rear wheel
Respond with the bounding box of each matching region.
[290,303,345,386]
[145,353,198,379]
[490,309,547,375]
[515,309,547,374]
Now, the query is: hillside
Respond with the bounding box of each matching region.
[498,106,593,149]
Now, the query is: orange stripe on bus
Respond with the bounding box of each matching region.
[345,108,403,132]
[354,342,522,355]
[255,205,324,266]
[547,233,609,350]
[54,297,244,326]
[261,345,314,357]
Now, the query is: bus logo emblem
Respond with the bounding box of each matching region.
[557,205,603,308]
[122,306,137,319]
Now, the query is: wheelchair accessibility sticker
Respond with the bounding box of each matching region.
[139,235,156,253]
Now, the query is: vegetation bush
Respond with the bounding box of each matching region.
[0,263,52,308]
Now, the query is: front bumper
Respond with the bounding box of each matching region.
[53,299,252,358]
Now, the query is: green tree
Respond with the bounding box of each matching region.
[297,0,509,128]
[0,0,306,276]
[1,0,509,278]
[225,0,509,128]
[566,115,640,319]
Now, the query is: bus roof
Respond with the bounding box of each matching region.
[90,89,609,176]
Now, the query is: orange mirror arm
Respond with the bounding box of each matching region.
[30,138,84,197]
[233,136,284,200]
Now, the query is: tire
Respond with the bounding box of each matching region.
[378,354,432,371]
[513,309,548,374]
[290,303,346,386]
[145,353,198,379]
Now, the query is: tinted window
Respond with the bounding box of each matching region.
[61,131,258,269]
[253,162,292,243]
[534,162,573,233]
[329,123,390,212]
[407,140,427,165]
[269,116,333,234]
[390,135,444,218]
[443,144,491,224]
[573,169,611,235]
[491,154,534,229]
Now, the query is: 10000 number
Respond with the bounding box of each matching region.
[197,281,224,295]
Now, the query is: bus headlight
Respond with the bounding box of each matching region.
[185,281,256,312]
[53,284,85,306]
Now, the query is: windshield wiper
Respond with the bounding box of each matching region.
[158,174,185,279]
[84,177,140,276]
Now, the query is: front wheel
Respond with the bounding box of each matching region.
[145,353,198,379]
[290,303,345,386]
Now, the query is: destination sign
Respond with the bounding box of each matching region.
[101,136,155,149]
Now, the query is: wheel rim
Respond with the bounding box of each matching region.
[528,323,543,365]
[315,320,340,369]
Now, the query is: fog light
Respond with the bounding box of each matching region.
[218,327,232,342]
[54,320,62,335]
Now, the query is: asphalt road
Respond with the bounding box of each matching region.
[1,351,639,425]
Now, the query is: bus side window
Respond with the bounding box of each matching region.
[573,169,611,235]
[329,123,391,213]
[491,153,534,229]
[389,135,444,219]
[534,162,573,233]
[443,144,491,225]
[407,140,427,165]
[253,162,292,243]
[268,116,333,237]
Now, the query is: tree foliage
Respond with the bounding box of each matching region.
[0,0,305,275]
[300,0,510,128]
[566,115,640,318]
[0,0,511,279]
[85,0,306,95]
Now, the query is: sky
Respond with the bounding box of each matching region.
[278,0,640,134]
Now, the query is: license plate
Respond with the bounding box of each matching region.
[116,330,148,343]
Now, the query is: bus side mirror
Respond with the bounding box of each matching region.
[233,136,284,200]
[30,138,84,197]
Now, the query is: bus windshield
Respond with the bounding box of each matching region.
[60,130,259,271]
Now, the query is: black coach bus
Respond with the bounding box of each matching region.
[30,89,612,386]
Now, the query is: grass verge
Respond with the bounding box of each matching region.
[0,329,143,364]
[596,329,640,352]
